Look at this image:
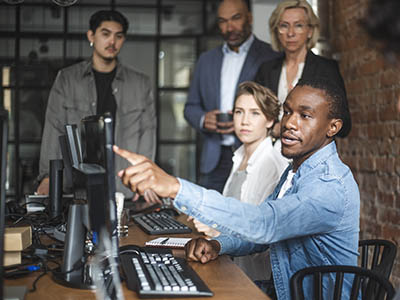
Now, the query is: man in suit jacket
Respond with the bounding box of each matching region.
[184,0,280,192]
[37,10,156,197]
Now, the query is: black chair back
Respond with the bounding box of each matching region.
[359,239,397,279]
[290,265,395,300]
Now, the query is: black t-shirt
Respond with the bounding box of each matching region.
[93,68,117,121]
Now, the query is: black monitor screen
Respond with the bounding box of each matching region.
[0,110,9,299]
[81,114,117,243]
[81,114,116,205]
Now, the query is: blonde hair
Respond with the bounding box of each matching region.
[269,0,320,52]
[235,81,280,124]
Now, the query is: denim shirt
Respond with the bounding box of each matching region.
[174,141,360,300]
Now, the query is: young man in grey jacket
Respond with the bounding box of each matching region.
[37,10,156,197]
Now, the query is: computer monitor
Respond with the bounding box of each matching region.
[0,109,8,300]
[65,124,82,167]
[55,114,118,290]
[63,120,111,237]
[81,113,116,210]
[80,114,117,242]
[57,124,83,192]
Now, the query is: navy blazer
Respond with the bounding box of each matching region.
[184,37,280,174]
[255,50,346,96]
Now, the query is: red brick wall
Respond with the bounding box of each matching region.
[323,0,400,288]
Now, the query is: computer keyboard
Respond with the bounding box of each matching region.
[120,248,213,298]
[132,212,192,235]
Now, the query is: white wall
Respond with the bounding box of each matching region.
[251,0,280,43]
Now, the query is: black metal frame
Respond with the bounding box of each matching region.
[0,0,219,200]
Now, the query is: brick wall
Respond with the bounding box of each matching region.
[323,0,400,288]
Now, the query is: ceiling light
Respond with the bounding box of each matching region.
[52,0,78,6]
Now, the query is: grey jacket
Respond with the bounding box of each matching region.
[38,59,156,197]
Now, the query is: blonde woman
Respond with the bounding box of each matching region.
[255,0,345,138]
[192,81,288,283]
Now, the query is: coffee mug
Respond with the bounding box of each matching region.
[216,113,233,129]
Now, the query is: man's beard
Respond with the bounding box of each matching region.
[222,22,252,48]
[103,56,115,62]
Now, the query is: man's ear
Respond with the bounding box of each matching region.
[248,12,253,25]
[327,119,343,138]
[87,30,94,43]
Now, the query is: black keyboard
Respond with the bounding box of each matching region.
[120,248,213,298]
[132,212,192,235]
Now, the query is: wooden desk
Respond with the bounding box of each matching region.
[5,215,270,300]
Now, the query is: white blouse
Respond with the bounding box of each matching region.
[277,62,305,105]
[223,136,289,204]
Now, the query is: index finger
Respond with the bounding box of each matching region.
[113,145,145,166]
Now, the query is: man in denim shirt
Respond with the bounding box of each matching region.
[115,78,360,299]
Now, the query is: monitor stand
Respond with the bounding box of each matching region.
[4,285,27,300]
[52,203,95,290]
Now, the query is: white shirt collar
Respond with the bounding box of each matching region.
[232,136,274,169]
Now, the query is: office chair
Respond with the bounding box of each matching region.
[290,265,395,300]
[359,239,397,279]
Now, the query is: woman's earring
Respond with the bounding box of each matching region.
[90,42,93,47]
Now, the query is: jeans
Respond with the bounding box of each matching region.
[198,146,233,193]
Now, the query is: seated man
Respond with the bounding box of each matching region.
[114,77,360,300]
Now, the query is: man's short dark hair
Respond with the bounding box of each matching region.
[218,0,251,10]
[89,10,129,34]
[295,78,352,138]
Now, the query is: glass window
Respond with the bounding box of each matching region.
[159,91,195,141]
[18,64,57,88]
[19,89,49,141]
[68,6,109,33]
[161,0,202,35]
[66,39,92,61]
[20,142,41,195]
[200,36,223,53]
[158,144,196,181]
[0,39,15,60]
[159,38,196,88]
[119,40,156,87]
[20,39,64,60]
[123,7,157,35]
[206,0,219,34]
[21,6,64,32]
[0,5,16,31]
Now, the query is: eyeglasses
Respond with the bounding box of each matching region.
[277,22,310,34]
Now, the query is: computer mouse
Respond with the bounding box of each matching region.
[158,207,179,217]
[119,244,141,255]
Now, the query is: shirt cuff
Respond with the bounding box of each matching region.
[214,234,236,255]
[173,178,202,215]
[199,114,205,129]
